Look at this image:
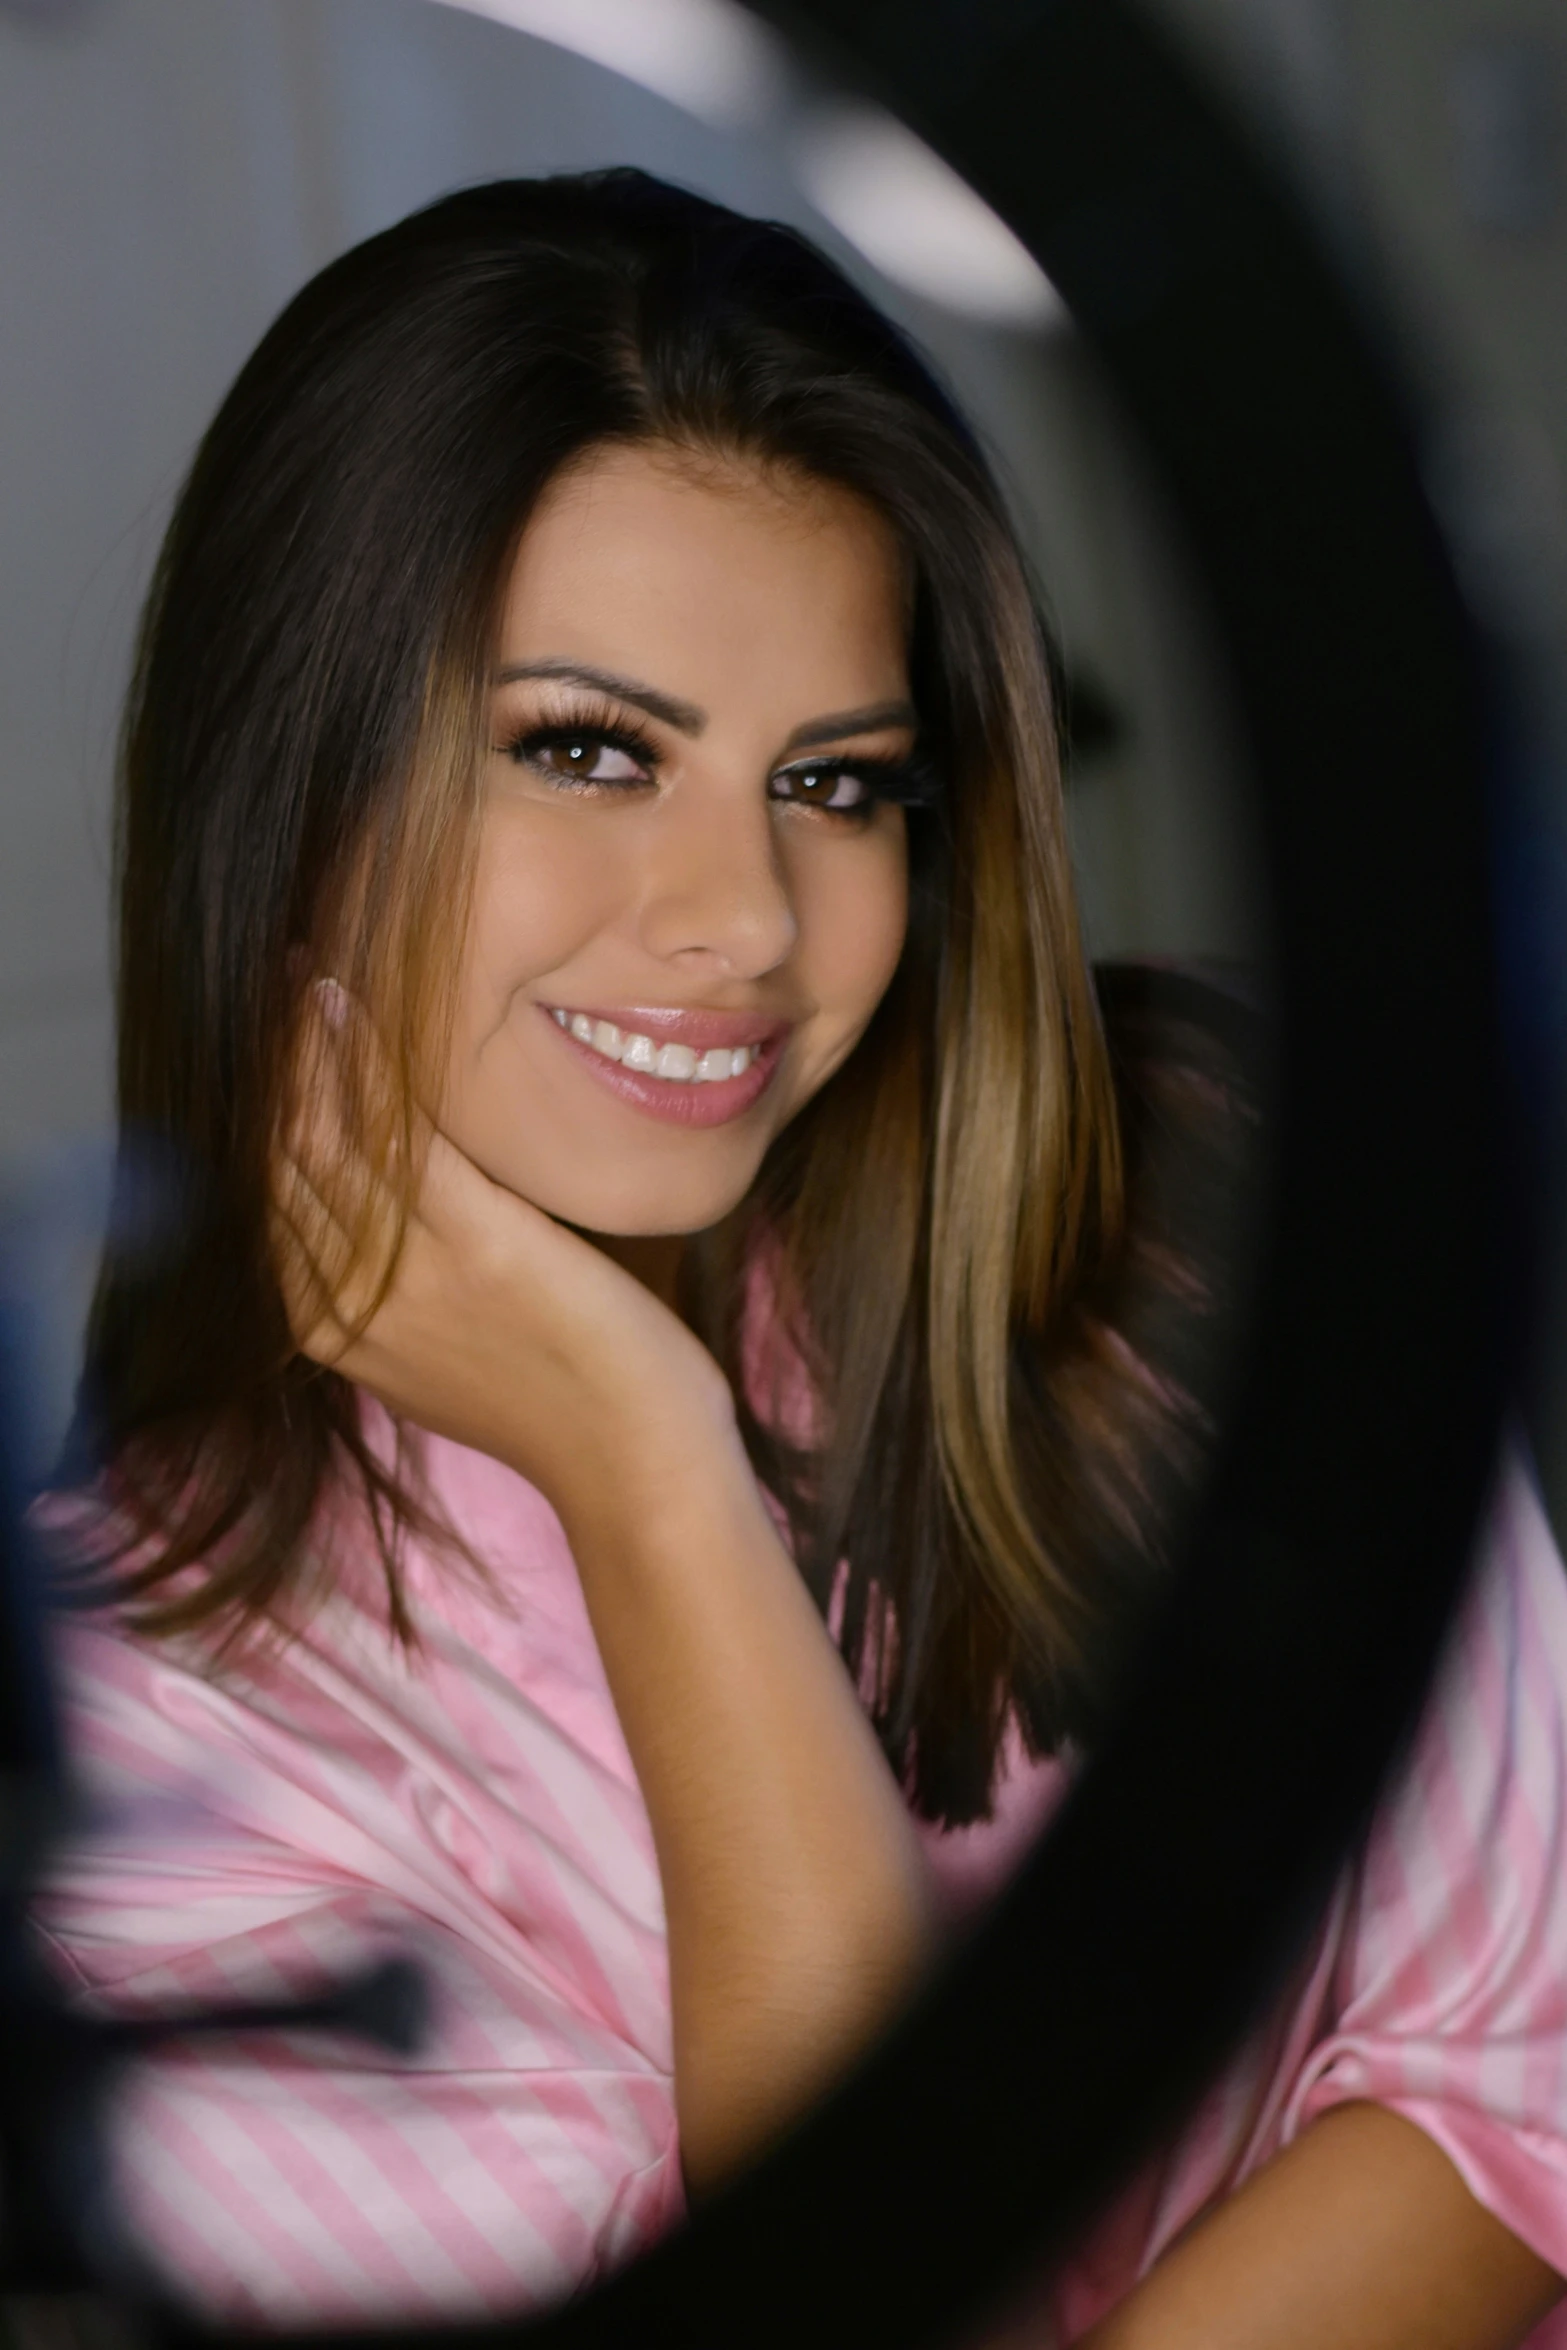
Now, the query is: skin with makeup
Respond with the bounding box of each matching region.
[442,442,916,1279]
[281,441,1562,2348]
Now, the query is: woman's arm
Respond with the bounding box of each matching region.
[563,1440,937,2196]
[281,1064,937,2199]
[1081,2102,1563,2350]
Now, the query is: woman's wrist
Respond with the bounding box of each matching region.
[552,1409,768,1591]
[527,1343,751,1551]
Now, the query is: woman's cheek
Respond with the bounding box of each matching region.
[782,816,908,1103]
[462,808,627,1014]
[816,815,909,1018]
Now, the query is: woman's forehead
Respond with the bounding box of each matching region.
[495,442,912,718]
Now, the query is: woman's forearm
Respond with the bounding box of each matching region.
[562,1448,939,2197]
[1079,2101,1562,2350]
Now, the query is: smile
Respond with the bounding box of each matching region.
[549,1008,760,1086]
[538,1002,791,1129]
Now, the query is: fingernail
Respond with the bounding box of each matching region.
[315,978,350,1032]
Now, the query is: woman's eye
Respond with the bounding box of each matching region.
[771,764,873,814]
[507,732,651,786]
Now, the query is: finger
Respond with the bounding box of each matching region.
[315,984,443,1203]
[273,1149,402,1335]
[284,981,414,1243]
[284,985,358,1180]
[272,1082,406,1355]
[271,1146,352,1281]
[269,1151,364,1363]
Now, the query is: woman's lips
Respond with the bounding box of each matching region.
[549,1004,788,1050]
[537,1003,791,1128]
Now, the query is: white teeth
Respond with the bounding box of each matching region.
[553,1010,761,1084]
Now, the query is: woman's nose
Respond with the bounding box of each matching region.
[633,776,799,980]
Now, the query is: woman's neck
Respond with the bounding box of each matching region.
[587,1232,686,1313]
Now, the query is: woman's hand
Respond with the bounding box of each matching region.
[273,984,741,1544]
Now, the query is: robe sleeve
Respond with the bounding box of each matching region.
[30,1607,684,2329]
[1280,1449,1567,2288]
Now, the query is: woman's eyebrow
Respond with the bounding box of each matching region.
[492,667,917,755]
[779,700,919,753]
[493,658,707,736]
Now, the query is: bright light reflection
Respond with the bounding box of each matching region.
[428,1,1064,332]
[428,0,789,128]
[794,106,1067,332]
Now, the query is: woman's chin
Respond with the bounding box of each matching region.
[485,1166,751,1242]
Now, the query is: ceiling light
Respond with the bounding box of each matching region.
[793,105,1067,331]
[429,0,788,129]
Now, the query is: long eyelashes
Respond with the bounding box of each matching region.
[768,751,940,814]
[493,694,941,816]
[495,695,660,790]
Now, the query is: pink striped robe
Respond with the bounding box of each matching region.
[31,1436,1567,2342]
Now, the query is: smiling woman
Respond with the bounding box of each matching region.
[26,170,1567,2349]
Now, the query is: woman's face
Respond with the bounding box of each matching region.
[439,442,916,1239]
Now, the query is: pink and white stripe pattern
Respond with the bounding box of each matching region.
[30,1436,1567,2341]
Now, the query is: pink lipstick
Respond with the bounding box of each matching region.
[538,1002,791,1128]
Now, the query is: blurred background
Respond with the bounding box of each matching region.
[0,0,1562,1510]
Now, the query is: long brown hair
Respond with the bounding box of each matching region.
[73,171,1242,1825]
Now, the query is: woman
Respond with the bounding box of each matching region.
[32,171,1567,2344]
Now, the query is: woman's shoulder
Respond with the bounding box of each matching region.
[32,1418,636,1795]
[1297,1435,1567,2047]
[1383,1435,1567,1816]
[36,1401,589,1636]
[33,1428,661,1980]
